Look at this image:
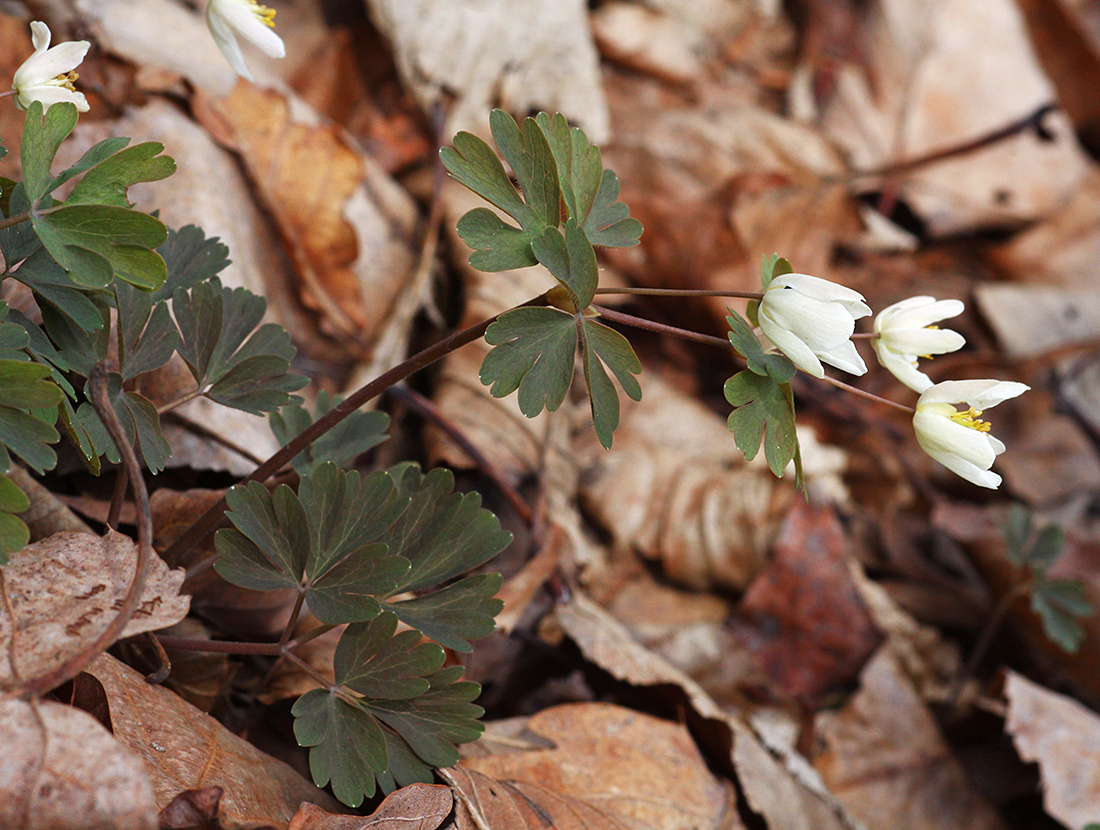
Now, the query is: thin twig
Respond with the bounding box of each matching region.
[152,635,281,655]
[593,287,764,299]
[20,361,152,698]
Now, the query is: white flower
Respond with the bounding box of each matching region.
[872,296,966,393]
[206,0,286,81]
[913,379,1029,489]
[758,273,872,378]
[11,22,90,113]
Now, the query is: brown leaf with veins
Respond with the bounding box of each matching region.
[0,697,157,830]
[459,702,737,830]
[86,653,339,826]
[0,531,189,692]
[289,784,452,830]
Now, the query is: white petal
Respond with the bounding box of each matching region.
[758,314,824,377]
[917,379,1022,408]
[763,290,856,350]
[891,298,964,330]
[883,327,965,356]
[774,274,869,309]
[214,0,286,57]
[29,21,51,53]
[20,41,90,85]
[873,340,931,392]
[914,411,999,470]
[19,85,89,112]
[817,339,868,376]
[206,3,254,80]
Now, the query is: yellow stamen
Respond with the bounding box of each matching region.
[53,71,78,92]
[250,0,277,27]
[950,406,991,433]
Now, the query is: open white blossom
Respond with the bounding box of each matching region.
[873,296,966,393]
[206,0,286,81]
[913,379,1029,489]
[11,21,90,112]
[758,273,871,378]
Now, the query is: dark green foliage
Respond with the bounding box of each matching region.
[215,461,510,802]
[0,469,30,563]
[173,277,307,414]
[269,390,390,476]
[726,309,796,384]
[75,371,171,474]
[724,370,800,482]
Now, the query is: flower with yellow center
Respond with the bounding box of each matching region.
[913,379,1029,489]
[872,296,966,393]
[206,0,286,82]
[11,21,90,112]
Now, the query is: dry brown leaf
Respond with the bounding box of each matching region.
[193,82,419,354]
[365,0,609,142]
[814,650,1007,830]
[86,653,339,825]
[592,2,707,83]
[0,697,157,830]
[289,785,452,830]
[817,0,1088,235]
[579,372,792,591]
[459,702,736,830]
[0,531,189,692]
[157,786,223,830]
[554,591,855,830]
[732,503,883,707]
[445,766,635,830]
[1004,670,1100,830]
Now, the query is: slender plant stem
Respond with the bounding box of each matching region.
[156,387,203,415]
[172,298,544,571]
[0,204,61,232]
[283,649,335,690]
[817,374,915,414]
[594,287,764,299]
[286,623,337,652]
[153,635,282,655]
[20,362,152,697]
[278,592,307,650]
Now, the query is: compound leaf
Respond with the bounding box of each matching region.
[489,109,560,230]
[480,306,577,417]
[65,141,175,208]
[269,390,390,476]
[580,317,642,449]
[726,309,796,382]
[214,481,310,591]
[534,112,602,225]
[335,612,443,700]
[154,224,231,301]
[724,370,800,480]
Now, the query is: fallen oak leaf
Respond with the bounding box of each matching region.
[289,784,452,830]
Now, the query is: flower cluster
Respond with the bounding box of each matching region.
[756,272,1027,489]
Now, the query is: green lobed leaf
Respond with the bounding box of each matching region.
[20,102,79,207]
[724,370,799,479]
[579,317,643,449]
[383,573,504,653]
[369,666,485,768]
[38,299,110,377]
[0,472,29,563]
[531,220,598,310]
[74,371,171,473]
[480,306,577,417]
[214,481,310,592]
[153,224,231,302]
[0,361,63,410]
[726,310,796,383]
[381,463,512,594]
[440,131,530,222]
[375,729,435,795]
[489,109,560,231]
[46,137,131,195]
[1031,577,1092,654]
[173,278,306,414]
[292,689,387,808]
[64,142,176,208]
[32,205,168,290]
[583,170,642,248]
[0,406,57,474]
[115,282,179,380]
[335,611,443,700]
[760,253,793,291]
[455,208,538,272]
[534,112,602,226]
[269,390,390,476]
[8,248,105,334]
[1024,525,1065,572]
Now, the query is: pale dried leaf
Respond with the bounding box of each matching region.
[1004,670,1100,830]
[0,531,189,692]
[0,698,157,830]
[365,0,610,141]
[976,284,1100,358]
[459,702,737,830]
[443,767,635,830]
[86,653,340,823]
[818,0,1089,235]
[814,650,1006,830]
[592,2,707,84]
[289,785,452,830]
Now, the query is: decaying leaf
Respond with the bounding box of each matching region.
[86,653,340,823]
[0,530,189,692]
[459,702,737,830]
[289,784,452,830]
[0,697,157,830]
[1004,670,1100,830]
[813,650,1007,830]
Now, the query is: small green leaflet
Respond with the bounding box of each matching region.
[724,370,802,483]
[0,468,29,563]
[750,253,794,326]
[173,277,307,414]
[291,615,486,807]
[153,224,231,302]
[1031,576,1092,654]
[214,463,411,624]
[75,371,171,474]
[726,310,795,383]
[0,318,63,474]
[269,390,390,476]
[115,281,178,381]
[480,307,642,449]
